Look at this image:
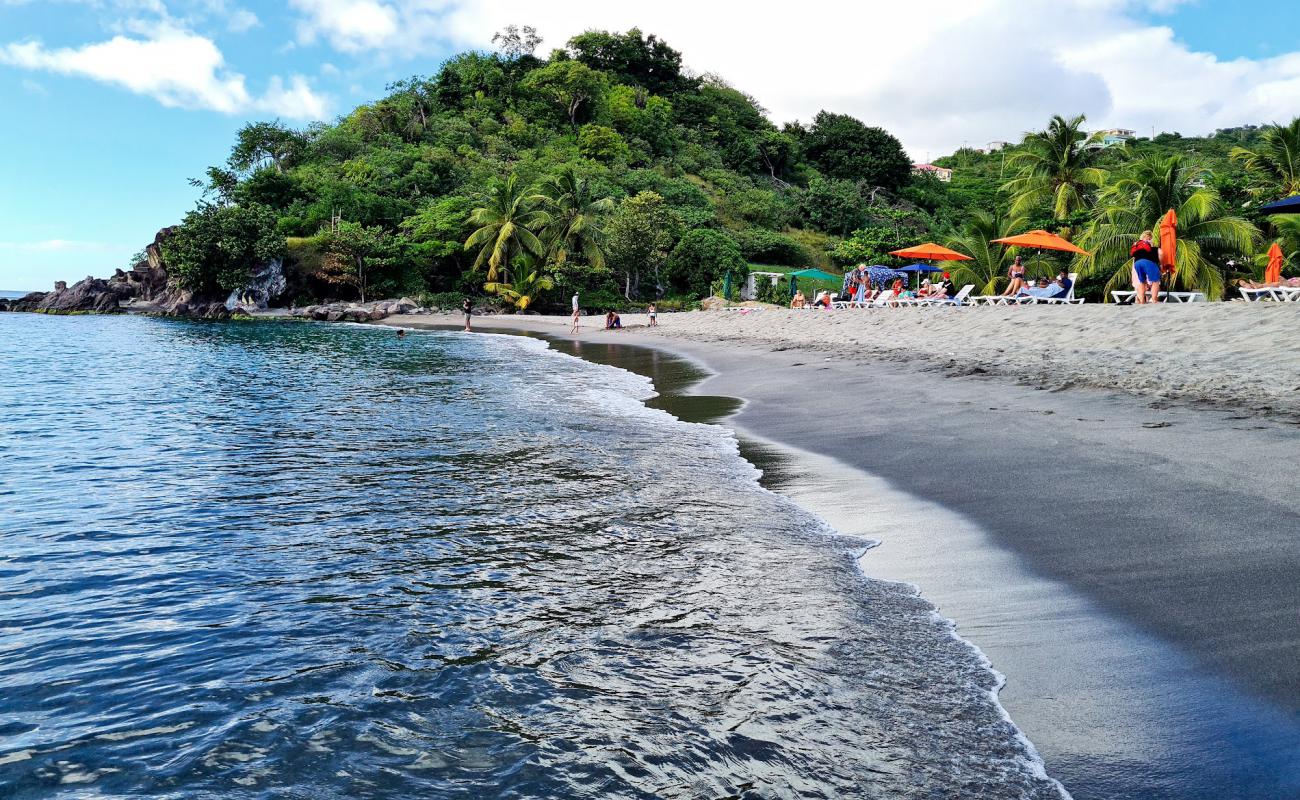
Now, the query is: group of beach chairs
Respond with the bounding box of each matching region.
[826,272,1085,308]
[1238,285,1300,302]
[724,269,1300,311]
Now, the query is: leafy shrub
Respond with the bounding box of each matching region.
[578,124,630,162]
[162,202,285,297]
[733,228,806,265]
[668,229,748,297]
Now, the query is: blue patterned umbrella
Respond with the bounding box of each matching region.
[866,266,908,288]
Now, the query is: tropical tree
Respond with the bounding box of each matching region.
[606,190,674,298]
[1075,154,1259,300]
[464,173,546,283]
[945,210,1028,294]
[665,229,747,297]
[1003,114,1107,220]
[534,167,615,269]
[520,60,608,132]
[484,261,555,310]
[800,111,913,190]
[162,202,285,296]
[1230,118,1300,200]
[1260,215,1300,279]
[320,221,391,303]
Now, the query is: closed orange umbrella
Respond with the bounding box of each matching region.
[1158,209,1177,276]
[1265,242,1284,284]
[991,230,1090,255]
[889,242,973,261]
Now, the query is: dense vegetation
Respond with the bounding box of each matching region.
[163,26,1300,307]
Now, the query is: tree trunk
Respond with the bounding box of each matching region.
[356,256,366,303]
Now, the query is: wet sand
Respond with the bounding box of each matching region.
[382,312,1300,799]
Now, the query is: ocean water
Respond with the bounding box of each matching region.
[0,314,1066,799]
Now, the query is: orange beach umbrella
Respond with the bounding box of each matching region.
[991,230,1090,255]
[1158,209,1178,276]
[1265,242,1284,284]
[889,242,973,261]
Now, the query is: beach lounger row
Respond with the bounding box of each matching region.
[967,272,1085,305]
[1111,290,1207,304]
[1238,286,1300,302]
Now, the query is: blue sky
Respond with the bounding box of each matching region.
[3,0,1299,291]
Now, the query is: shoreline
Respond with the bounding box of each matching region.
[380,311,1300,800]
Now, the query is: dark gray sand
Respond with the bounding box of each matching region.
[385,315,1300,799]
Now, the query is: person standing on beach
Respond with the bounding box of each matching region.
[462,296,473,332]
[572,292,579,314]
[570,304,581,334]
[1131,230,1162,304]
[647,303,657,327]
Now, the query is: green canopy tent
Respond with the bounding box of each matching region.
[789,268,842,282]
[787,267,842,304]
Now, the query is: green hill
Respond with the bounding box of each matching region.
[162,27,1297,308]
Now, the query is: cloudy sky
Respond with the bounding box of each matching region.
[3,0,1299,290]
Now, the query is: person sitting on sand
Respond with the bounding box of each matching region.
[604,311,622,330]
[790,290,807,309]
[1001,256,1027,296]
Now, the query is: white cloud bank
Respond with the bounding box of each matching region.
[0,25,327,120]
[287,0,1300,157]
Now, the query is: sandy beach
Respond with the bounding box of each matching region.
[383,306,1300,799]
[586,304,1300,418]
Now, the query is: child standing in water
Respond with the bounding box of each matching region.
[647,303,657,327]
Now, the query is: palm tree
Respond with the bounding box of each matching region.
[534,167,615,269]
[464,173,546,283]
[1003,114,1108,220]
[945,210,1028,294]
[1231,118,1300,200]
[484,262,555,311]
[1259,215,1300,278]
[1075,154,1259,300]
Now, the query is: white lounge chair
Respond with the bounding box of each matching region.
[1031,273,1084,304]
[1239,285,1299,302]
[920,284,975,306]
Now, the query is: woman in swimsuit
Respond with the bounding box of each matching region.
[1002,256,1026,296]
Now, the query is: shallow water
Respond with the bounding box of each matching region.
[0,315,1064,798]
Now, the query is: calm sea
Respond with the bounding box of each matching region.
[0,314,1065,799]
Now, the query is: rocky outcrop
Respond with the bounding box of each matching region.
[0,227,243,318]
[6,275,131,314]
[225,258,287,312]
[290,297,424,323]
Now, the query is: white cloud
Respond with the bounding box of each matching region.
[289,0,400,52]
[227,8,259,32]
[0,25,329,120]
[0,240,122,252]
[285,0,1300,158]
